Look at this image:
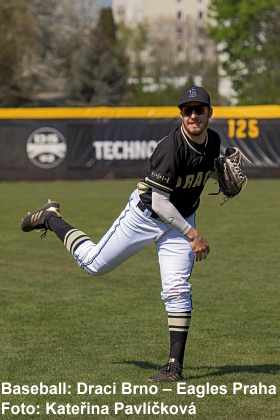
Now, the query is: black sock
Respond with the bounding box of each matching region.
[46,214,91,256]
[168,311,192,366]
[46,214,74,241]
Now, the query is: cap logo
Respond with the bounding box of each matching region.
[188,87,198,98]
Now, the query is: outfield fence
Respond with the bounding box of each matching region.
[0,106,280,180]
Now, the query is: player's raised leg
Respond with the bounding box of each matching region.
[21,195,164,275]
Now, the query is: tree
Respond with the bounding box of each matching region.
[0,1,40,105]
[117,22,148,87]
[209,0,280,104]
[71,8,128,105]
[0,0,85,105]
[30,0,82,101]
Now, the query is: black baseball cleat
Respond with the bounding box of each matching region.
[21,199,61,233]
[148,359,185,382]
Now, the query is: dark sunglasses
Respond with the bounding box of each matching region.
[181,105,207,116]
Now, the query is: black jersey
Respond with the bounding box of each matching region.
[138,125,221,218]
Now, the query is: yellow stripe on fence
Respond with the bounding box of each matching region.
[0,105,279,119]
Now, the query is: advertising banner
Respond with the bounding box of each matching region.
[0,106,279,180]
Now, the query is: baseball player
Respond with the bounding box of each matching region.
[21,86,221,382]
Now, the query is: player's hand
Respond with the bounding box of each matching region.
[186,228,210,262]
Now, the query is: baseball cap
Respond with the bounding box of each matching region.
[178,85,211,108]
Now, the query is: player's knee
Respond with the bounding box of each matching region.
[75,257,109,276]
[81,263,109,277]
[73,243,109,276]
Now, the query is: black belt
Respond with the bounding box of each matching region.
[137,200,159,219]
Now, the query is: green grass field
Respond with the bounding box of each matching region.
[0,179,279,420]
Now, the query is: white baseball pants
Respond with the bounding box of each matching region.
[73,190,195,312]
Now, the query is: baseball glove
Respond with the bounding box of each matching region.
[214,147,249,200]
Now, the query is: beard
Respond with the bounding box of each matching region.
[183,118,208,137]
